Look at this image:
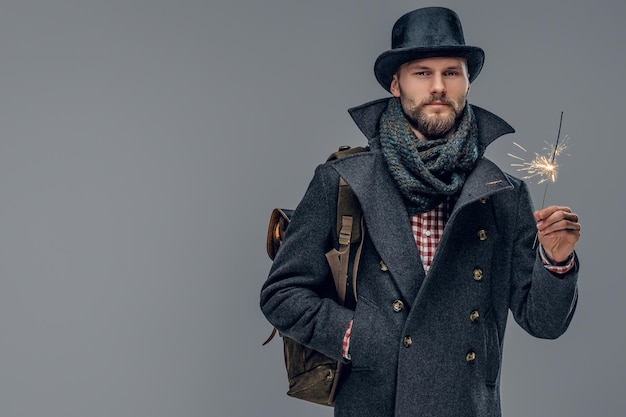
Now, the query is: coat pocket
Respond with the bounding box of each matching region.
[484,316,502,386]
[348,295,395,371]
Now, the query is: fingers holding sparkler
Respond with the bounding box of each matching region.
[534,205,581,263]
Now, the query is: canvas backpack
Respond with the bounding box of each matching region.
[263,145,367,406]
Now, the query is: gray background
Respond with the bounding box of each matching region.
[0,0,623,416]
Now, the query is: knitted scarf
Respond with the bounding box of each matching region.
[380,97,483,215]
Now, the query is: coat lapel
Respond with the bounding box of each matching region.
[333,152,425,304]
[450,157,513,220]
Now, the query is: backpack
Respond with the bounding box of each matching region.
[263,145,367,406]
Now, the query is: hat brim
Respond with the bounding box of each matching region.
[374,46,484,92]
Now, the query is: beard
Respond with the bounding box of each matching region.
[399,88,467,140]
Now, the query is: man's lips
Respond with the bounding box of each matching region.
[425,101,450,106]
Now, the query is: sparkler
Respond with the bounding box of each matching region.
[508,112,569,248]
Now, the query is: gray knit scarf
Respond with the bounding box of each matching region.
[380,97,483,215]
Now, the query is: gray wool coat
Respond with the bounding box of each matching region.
[260,98,579,417]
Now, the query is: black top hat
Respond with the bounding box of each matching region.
[374,7,484,92]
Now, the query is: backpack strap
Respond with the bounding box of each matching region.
[325,178,365,304]
[350,215,365,302]
[325,145,367,304]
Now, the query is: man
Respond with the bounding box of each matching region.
[260,6,580,417]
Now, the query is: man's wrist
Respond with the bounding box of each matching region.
[539,245,575,274]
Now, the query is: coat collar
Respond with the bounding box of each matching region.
[347,98,515,150]
[344,96,517,222]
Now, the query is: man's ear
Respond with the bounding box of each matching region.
[390,74,401,97]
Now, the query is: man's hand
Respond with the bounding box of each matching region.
[534,205,581,263]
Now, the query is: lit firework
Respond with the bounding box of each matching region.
[508,138,569,184]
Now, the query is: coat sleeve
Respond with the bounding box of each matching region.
[509,180,579,339]
[259,164,354,361]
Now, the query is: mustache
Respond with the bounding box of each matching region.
[420,95,453,105]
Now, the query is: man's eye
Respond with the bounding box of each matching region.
[444,71,458,77]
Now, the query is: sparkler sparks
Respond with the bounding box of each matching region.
[508,138,569,184]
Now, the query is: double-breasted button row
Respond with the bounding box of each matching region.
[403,337,478,364]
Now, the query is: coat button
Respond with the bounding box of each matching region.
[403,336,412,347]
[480,196,489,204]
[470,310,480,322]
[392,300,404,312]
[466,352,476,362]
[477,229,488,240]
[380,261,388,271]
[472,268,483,281]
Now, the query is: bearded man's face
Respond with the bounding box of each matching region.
[390,57,470,140]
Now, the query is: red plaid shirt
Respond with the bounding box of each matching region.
[410,199,452,274]
[341,200,575,359]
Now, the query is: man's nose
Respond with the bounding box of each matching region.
[429,73,446,95]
